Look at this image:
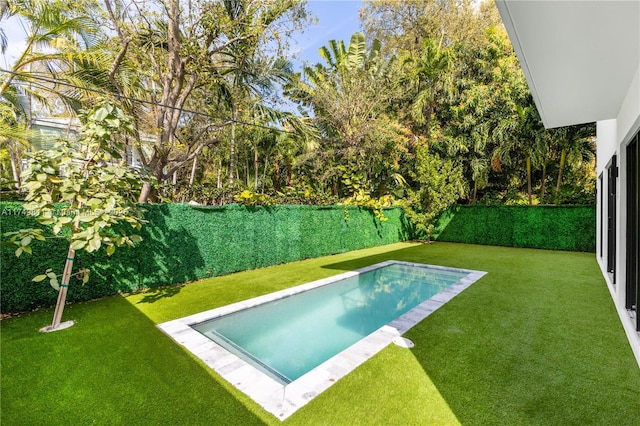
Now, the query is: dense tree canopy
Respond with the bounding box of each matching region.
[2,0,596,231]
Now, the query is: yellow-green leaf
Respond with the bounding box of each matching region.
[70,240,87,250]
[49,277,60,291]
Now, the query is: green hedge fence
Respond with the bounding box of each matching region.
[432,205,595,252]
[0,202,596,314]
[0,202,413,313]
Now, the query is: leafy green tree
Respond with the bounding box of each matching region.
[400,143,466,239]
[3,102,150,331]
[361,0,501,55]
[0,84,32,189]
[102,0,310,202]
[0,0,99,95]
[441,25,538,204]
[548,124,596,196]
[288,32,404,198]
[1,0,106,191]
[493,101,547,205]
[402,38,455,134]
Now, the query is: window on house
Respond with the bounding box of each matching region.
[599,173,603,259]
[625,131,639,331]
[607,155,617,283]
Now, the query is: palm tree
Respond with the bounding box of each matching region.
[0,84,32,188]
[1,0,99,95]
[0,0,9,54]
[217,49,296,191]
[1,0,108,191]
[100,0,309,202]
[404,37,455,133]
[494,101,547,205]
[548,124,596,195]
[293,32,396,146]
[287,32,403,197]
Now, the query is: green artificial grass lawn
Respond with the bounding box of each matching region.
[2,242,639,425]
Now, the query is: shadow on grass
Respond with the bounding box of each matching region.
[315,242,639,424]
[134,283,185,304]
[396,244,640,424]
[0,295,269,425]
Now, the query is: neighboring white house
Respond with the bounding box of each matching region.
[495,0,640,367]
[28,117,151,168]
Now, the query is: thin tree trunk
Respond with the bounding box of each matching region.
[274,159,280,192]
[262,155,270,192]
[189,155,197,187]
[526,156,532,205]
[48,243,76,329]
[8,139,21,189]
[254,148,259,189]
[540,162,547,202]
[286,159,292,186]
[217,158,222,188]
[245,155,249,187]
[47,197,83,331]
[556,147,566,194]
[472,180,477,204]
[229,116,236,191]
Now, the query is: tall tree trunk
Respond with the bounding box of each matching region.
[138,182,154,203]
[274,159,281,191]
[8,139,21,189]
[189,155,197,187]
[245,155,249,187]
[540,161,547,202]
[254,148,259,189]
[286,159,292,186]
[262,155,270,192]
[472,180,477,204]
[526,156,532,205]
[555,147,567,194]
[229,109,237,191]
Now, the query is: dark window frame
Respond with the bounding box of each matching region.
[607,155,617,283]
[625,131,639,331]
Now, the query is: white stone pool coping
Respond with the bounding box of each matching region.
[157,260,486,421]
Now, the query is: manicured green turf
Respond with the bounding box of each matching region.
[2,242,639,425]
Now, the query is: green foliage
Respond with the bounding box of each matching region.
[399,144,467,239]
[336,165,393,221]
[5,103,148,260]
[433,205,596,252]
[0,202,414,313]
[1,103,151,323]
[272,186,339,206]
[233,190,273,206]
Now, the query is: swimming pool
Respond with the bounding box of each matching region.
[158,260,486,419]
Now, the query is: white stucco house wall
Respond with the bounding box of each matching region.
[495,0,640,367]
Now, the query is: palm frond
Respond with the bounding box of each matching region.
[346,32,366,70]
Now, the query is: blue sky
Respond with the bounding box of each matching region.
[290,0,364,68]
[2,1,364,74]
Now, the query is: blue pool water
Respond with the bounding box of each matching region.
[192,262,468,384]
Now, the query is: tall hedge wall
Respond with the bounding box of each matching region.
[0,202,413,314]
[432,205,595,252]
